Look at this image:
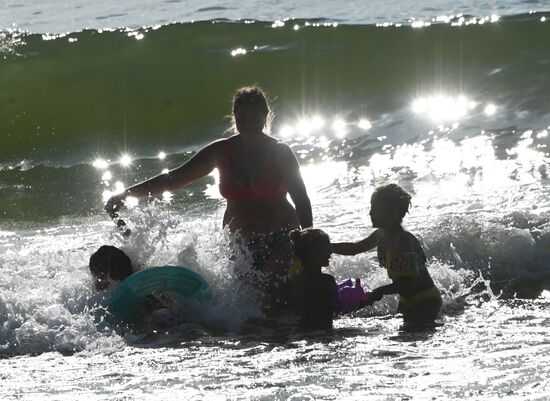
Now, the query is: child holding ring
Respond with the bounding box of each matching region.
[331,184,442,324]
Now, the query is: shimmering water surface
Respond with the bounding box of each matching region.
[1,0,543,33]
[1,0,550,399]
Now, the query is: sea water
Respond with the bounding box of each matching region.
[1,0,550,399]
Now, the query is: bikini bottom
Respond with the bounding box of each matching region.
[398,286,442,322]
[233,228,292,271]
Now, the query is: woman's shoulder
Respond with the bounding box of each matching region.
[270,138,296,168]
[270,137,292,153]
[204,136,236,161]
[203,136,232,151]
[214,135,238,146]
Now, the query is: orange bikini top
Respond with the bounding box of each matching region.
[219,140,287,201]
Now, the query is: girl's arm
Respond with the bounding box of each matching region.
[371,278,417,297]
[105,140,221,217]
[330,230,378,256]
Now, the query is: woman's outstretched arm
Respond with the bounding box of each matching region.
[105,140,221,217]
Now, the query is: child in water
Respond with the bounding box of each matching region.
[331,184,442,324]
[289,228,337,331]
[89,245,168,321]
[89,245,133,291]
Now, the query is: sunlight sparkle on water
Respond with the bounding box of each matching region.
[279,115,368,140]
[161,168,169,174]
[332,119,347,138]
[127,31,144,40]
[101,181,126,203]
[279,115,326,139]
[366,132,543,208]
[296,116,325,135]
[158,151,166,160]
[318,135,331,150]
[204,168,223,199]
[311,115,325,130]
[115,181,125,193]
[279,125,295,138]
[506,136,546,182]
[484,103,497,116]
[101,171,112,181]
[300,161,348,201]
[101,190,111,203]
[358,119,372,130]
[411,21,431,28]
[162,191,173,202]
[92,158,108,169]
[296,119,313,135]
[435,15,452,23]
[126,196,139,208]
[231,48,247,57]
[412,95,469,122]
[119,154,132,167]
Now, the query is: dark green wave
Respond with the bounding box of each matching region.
[1,14,549,165]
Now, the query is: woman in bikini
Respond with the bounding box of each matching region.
[104,87,312,305]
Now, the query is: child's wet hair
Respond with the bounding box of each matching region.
[289,228,330,261]
[372,183,412,222]
[89,245,132,281]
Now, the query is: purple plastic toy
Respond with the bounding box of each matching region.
[335,278,376,314]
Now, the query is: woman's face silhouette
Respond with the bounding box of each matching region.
[234,102,267,135]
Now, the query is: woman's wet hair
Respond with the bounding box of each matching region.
[289,228,330,261]
[372,183,412,222]
[231,86,273,132]
[89,245,133,281]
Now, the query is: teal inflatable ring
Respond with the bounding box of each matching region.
[108,265,211,321]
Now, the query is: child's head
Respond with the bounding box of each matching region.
[89,245,133,291]
[289,228,331,267]
[370,183,412,228]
